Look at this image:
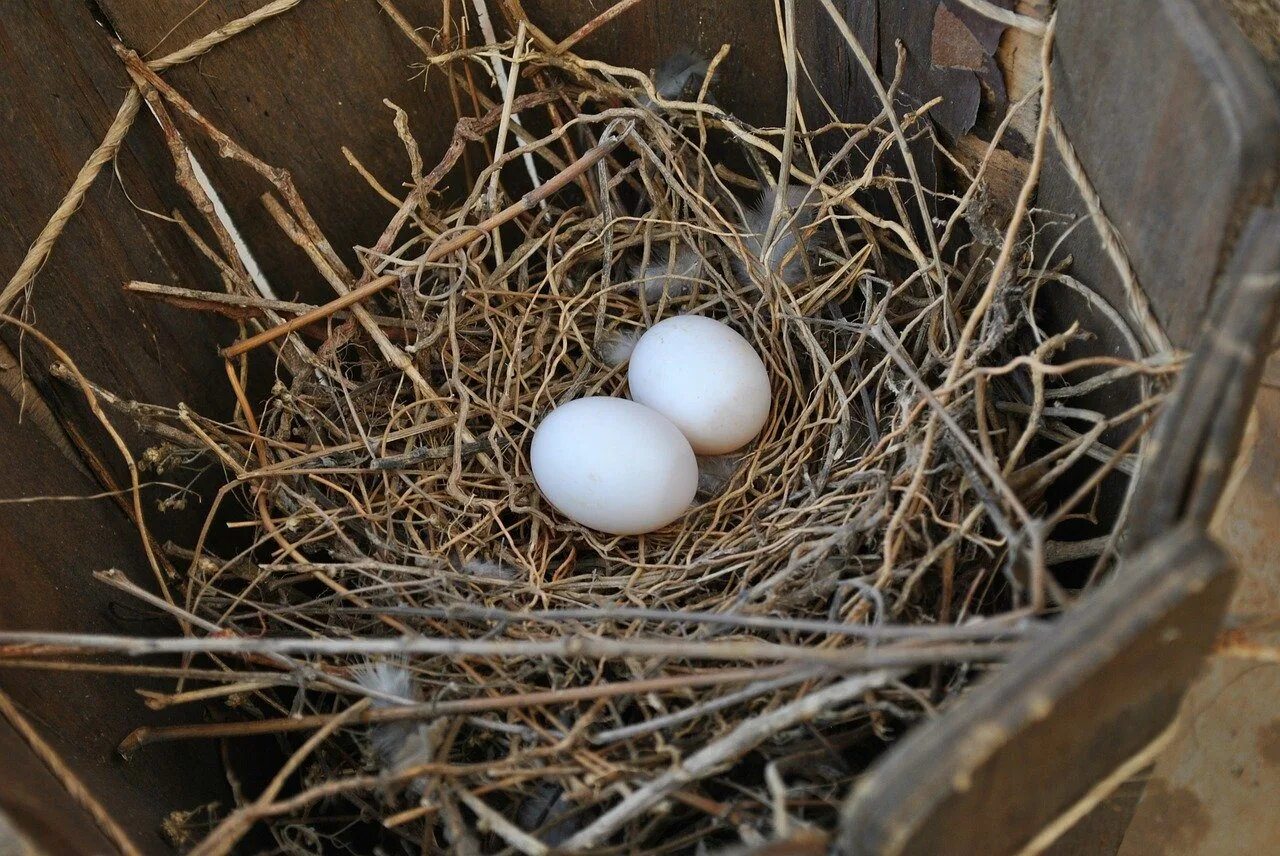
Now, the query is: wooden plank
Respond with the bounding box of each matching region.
[1042,0,1280,348]
[0,3,237,851]
[1117,386,1280,855]
[1128,208,1280,544]
[94,0,468,304]
[0,718,116,856]
[1044,776,1149,856]
[528,0,792,125]
[0,385,229,855]
[0,1,236,466]
[835,525,1237,856]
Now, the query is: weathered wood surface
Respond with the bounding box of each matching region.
[95,0,470,304]
[1129,208,1280,544]
[1041,0,1280,348]
[0,1,239,528]
[836,526,1238,856]
[0,382,230,855]
[530,0,794,125]
[0,718,116,856]
[1118,386,1280,855]
[0,4,235,422]
[0,2,234,851]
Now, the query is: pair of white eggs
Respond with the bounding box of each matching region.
[531,315,771,535]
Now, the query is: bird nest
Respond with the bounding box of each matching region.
[17,9,1173,855]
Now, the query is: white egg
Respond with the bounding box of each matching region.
[627,315,771,454]
[530,397,698,535]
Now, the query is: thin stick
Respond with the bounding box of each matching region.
[590,668,822,745]
[472,0,542,191]
[486,19,530,263]
[562,671,897,849]
[221,128,628,357]
[124,280,415,331]
[0,629,1016,671]
[116,666,799,750]
[1015,719,1178,856]
[457,789,549,856]
[139,679,279,710]
[148,0,304,72]
[1047,112,1170,355]
[553,0,648,53]
[189,698,372,856]
[254,601,1036,641]
[0,687,146,856]
[816,0,943,283]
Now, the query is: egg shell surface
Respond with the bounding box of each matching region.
[530,396,698,535]
[627,315,771,454]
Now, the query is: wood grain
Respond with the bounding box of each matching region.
[0,383,231,855]
[1043,0,1280,348]
[1128,210,1280,543]
[0,718,116,856]
[0,2,236,458]
[0,3,236,851]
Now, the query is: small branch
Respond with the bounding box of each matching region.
[115,666,797,751]
[220,125,630,358]
[951,0,1048,36]
[562,671,898,849]
[0,627,1016,671]
[125,281,415,333]
[471,0,542,193]
[553,0,649,54]
[457,789,549,856]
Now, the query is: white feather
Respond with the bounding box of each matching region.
[629,245,703,302]
[352,661,437,794]
[353,661,415,706]
[696,455,741,499]
[459,557,520,581]
[597,328,644,367]
[731,184,821,287]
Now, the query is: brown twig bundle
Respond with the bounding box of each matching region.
[1,3,1178,853]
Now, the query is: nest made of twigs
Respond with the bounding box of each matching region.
[21,10,1176,854]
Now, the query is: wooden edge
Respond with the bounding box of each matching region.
[1049,0,1280,347]
[1129,207,1280,543]
[834,525,1236,856]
